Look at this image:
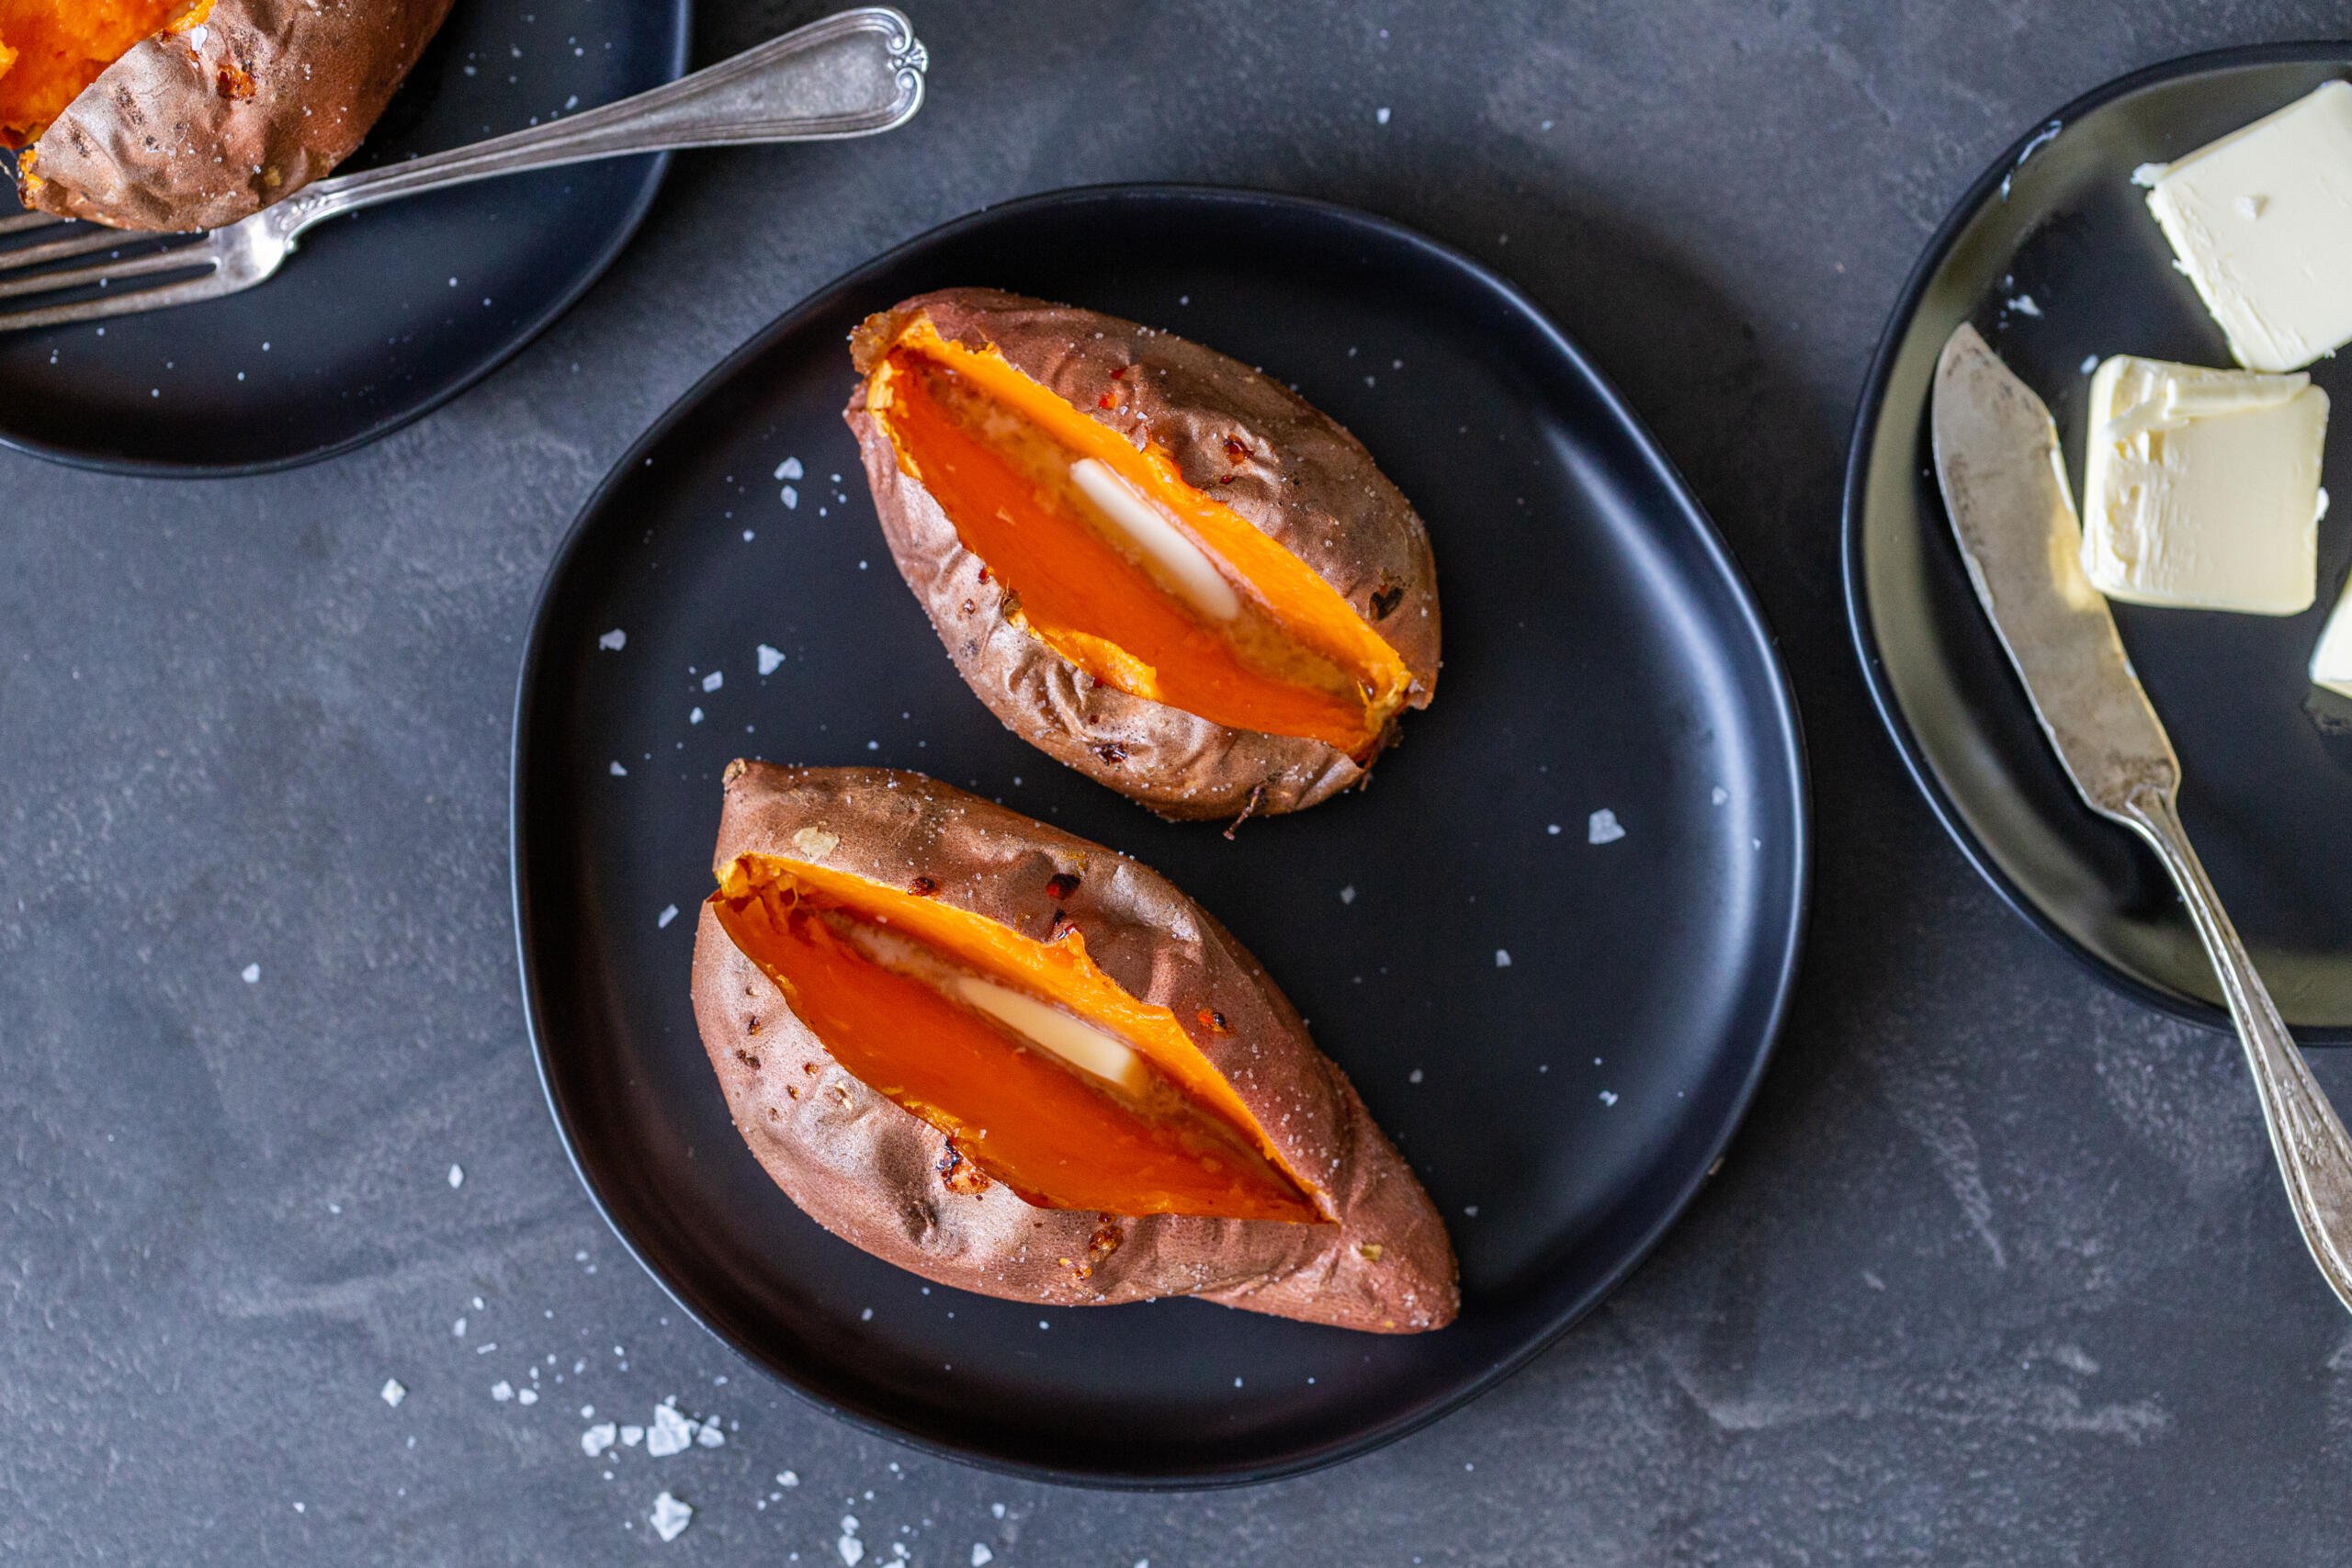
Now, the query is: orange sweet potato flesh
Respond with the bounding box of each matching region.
[0,0,198,146]
[866,321,1414,758]
[711,854,1325,1224]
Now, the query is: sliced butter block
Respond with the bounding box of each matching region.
[2137,81,2352,372]
[2312,575,2352,699]
[2079,355,2327,615]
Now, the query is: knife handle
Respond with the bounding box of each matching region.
[2125,785,2352,1313]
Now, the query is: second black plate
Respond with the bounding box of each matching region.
[514,186,1809,1483]
[0,0,689,475]
[1847,44,2352,1034]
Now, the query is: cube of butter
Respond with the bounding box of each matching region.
[2079,355,2327,615]
[2139,81,2352,372]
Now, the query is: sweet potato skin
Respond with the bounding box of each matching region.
[690,761,1458,1333]
[14,0,454,231]
[846,288,1441,820]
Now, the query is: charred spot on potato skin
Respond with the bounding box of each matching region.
[734,1049,763,1070]
[909,874,942,897]
[215,61,259,102]
[936,1145,992,1195]
[1369,581,1406,619]
[1196,1008,1232,1035]
[1044,871,1081,901]
[1091,742,1127,766]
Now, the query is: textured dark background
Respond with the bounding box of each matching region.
[6,3,2352,1562]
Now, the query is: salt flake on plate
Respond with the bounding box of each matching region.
[657,904,680,930]
[447,1164,464,1189]
[380,1379,406,1408]
[598,628,627,651]
[1588,808,1626,844]
[757,644,786,675]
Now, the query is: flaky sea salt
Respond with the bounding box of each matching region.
[758,644,786,675]
[646,1404,696,1458]
[1589,808,1626,844]
[380,1379,406,1408]
[598,628,627,651]
[492,1382,514,1402]
[650,1492,694,1542]
[447,1165,464,1190]
[972,1548,995,1567]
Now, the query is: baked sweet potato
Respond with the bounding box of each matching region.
[691,761,1458,1333]
[1,0,454,231]
[847,288,1441,820]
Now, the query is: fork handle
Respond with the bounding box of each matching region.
[277,6,925,231]
[2124,785,2352,1312]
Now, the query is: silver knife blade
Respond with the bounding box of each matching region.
[1929,322,2179,821]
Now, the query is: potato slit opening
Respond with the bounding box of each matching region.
[0,0,209,148]
[866,318,1413,755]
[712,854,1329,1224]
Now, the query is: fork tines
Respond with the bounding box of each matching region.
[0,213,223,333]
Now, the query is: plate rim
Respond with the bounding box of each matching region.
[0,2,694,480]
[1840,39,2352,1043]
[511,181,1815,1487]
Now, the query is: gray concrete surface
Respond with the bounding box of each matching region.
[7,3,2352,1562]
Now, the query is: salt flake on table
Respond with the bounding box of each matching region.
[657,904,680,929]
[582,1422,617,1457]
[1375,106,1391,124]
[778,1470,799,1487]
[1494,949,1510,967]
[517,1388,537,1406]
[701,671,724,694]
[646,1403,696,1457]
[598,629,627,651]
[758,644,786,675]
[242,963,261,984]
[839,1539,865,1566]
[650,1492,694,1543]
[695,1420,725,1449]
[775,457,804,481]
[447,1164,464,1190]
[621,1425,645,1446]
[1339,885,1356,905]
[610,761,628,776]
[1600,1089,1619,1106]
[783,485,800,509]
[380,1379,406,1408]
[492,1382,514,1402]
[1588,808,1626,844]
[972,1546,995,1567]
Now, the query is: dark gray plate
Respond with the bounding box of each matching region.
[0,0,690,475]
[1846,43,2352,1036]
[514,186,1810,1484]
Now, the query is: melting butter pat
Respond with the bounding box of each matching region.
[2138,81,2352,372]
[2079,355,2328,615]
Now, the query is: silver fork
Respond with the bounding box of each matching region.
[0,6,926,333]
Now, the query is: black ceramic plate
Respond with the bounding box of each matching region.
[0,0,689,475]
[514,186,1809,1484]
[1848,45,2352,1036]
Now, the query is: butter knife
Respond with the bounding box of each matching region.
[1931,321,2352,1312]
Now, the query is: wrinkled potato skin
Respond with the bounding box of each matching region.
[847,288,1441,821]
[17,0,454,231]
[690,762,1458,1333]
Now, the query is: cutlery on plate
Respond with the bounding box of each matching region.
[0,6,927,333]
[1932,321,2352,1313]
